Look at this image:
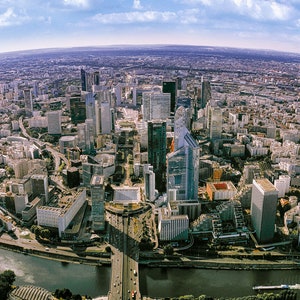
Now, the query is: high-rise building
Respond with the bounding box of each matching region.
[31,174,49,204]
[81,69,87,92]
[47,110,61,135]
[101,102,113,134]
[84,92,96,128]
[162,81,176,113]
[142,91,171,121]
[143,164,156,201]
[167,122,199,201]
[23,89,33,111]
[251,178,278,243]
[69,93,86,125]
[95,90,113,135]
[77,119,94,154]
[201,79,211,109]
[148,121,167,192]
[209,106,222,139]
[90,175,105,231]
[67,167,80,188]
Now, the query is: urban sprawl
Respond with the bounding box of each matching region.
[0,46,300,300]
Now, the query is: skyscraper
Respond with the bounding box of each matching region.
[95,91,114,135]
[148,120,167,192]
[167,120,199,201]
[201,79,211,109]
[69,93,86,125]
[77,119,94,154]
[144,164,156,201]
[90,175,105,231]
[142,91,171,121]
[162,81,176,113]
[23,89,33,111]
[251,178,278,243]
[47,110,61,135]
[31,174,49,204]
[209,106,222,139]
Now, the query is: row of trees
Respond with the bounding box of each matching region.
[169,290,297,300]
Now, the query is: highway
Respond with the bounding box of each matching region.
[107,210,141,300]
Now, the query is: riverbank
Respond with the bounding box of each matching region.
[1,233,300,271]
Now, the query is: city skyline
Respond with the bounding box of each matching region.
[0,0,300,54]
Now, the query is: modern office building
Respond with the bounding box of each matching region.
[148,120,167,192]
[209,106,222,139]
[77,119,94,154]
[251,178,278,243]
[23,89,33,111]
[143,164,156,201]
[82,162,103,187]
[142,91,171,121]
[162,81,176,113]
[200,79,211,109]
[158,207,189,241]
[84,92,96,126]
[36,189,86,237]
[90,175,105,231]
[31,174,49,204]
[69,93,86,125]
[167,131,199,201]
[66,167,80,188]
[59,136,78,154]
[47,110,61,135]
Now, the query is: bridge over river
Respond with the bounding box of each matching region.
[106,203,152,300]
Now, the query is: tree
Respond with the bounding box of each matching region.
[163,244,174,256]
[0,270,16,299]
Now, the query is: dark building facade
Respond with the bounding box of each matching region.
[148,120,167,192]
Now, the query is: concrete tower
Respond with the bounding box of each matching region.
[251,178,278,243]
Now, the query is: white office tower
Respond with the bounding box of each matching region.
[90,175,105,231]
[144,164,156,201]
[158,207,189,241]
[95,92,114,135]
[251,178,278,243]
[274,179,286,198]
[209,106,222,139]
[279,175,290,193]
[142,91,171,121]
[47,110,61,134]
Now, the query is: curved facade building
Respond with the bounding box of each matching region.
[9,285,56,300]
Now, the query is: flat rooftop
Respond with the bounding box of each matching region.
[255,178,277,192]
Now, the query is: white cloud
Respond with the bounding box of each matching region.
[133,0,143,10]
[92,10,177,24]
[0,7,29,27]
[63,0,90,8]
[180,0,294,21]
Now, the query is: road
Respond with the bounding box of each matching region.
[107,210,141,300]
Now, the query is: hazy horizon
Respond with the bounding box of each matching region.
[0,0,300,54]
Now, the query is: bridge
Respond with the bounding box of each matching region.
[106,204,152,300]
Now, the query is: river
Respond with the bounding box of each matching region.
[0,248,299,298]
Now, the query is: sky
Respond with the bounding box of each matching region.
[0,0,300,54]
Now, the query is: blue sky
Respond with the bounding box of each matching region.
[0,0,300,53]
